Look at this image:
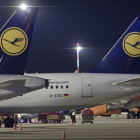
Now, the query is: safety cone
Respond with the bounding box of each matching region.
[13,123,16,130]
[3,123,5,128]
[19,124,22,130]
[62,131,66,138]
[131,117,133,122]
[70,120,73,125]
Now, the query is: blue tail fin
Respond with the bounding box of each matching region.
[93,16,140,74]
[0,7,38,75]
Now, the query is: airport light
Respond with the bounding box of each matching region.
[76,43,82,73]
[20,4,27,10]
[77,46,82,52]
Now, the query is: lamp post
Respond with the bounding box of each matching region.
[76,43,82,73]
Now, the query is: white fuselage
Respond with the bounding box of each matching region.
[0,73,139,113]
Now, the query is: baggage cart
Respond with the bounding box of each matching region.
[81,109,93,124]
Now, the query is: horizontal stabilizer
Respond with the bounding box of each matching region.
[0,79,26,88]
[113,78,140,86]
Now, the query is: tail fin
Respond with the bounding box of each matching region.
[0,7,38,75]
[93,16,140,74]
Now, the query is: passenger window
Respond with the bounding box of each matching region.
[51,86,53,89]
[61,85,63,89]
[66,85,69,89]
[56,85,58,89]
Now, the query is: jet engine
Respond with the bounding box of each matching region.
[90,104,120,116]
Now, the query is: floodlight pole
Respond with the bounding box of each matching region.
[76,43,81,73]
[77,48,79,73]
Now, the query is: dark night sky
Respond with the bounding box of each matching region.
[1,0,140,73]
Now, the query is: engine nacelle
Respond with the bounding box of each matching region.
[90,104,119,116]
[103,108,121,115]
[107,103,118,111]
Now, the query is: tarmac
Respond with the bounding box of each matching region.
[0,114,140,140]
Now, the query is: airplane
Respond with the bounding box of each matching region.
[0,6,140,126]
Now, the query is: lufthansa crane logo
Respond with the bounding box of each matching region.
[0,27,28,56]
[123,32,140,57]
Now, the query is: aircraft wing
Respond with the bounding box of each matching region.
[0,79,26,89]
[0,75,49,101]
[112,78,140,86]
[91,78,140,116]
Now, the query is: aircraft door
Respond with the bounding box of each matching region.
[82,77,93,97]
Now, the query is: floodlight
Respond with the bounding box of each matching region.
[20,4,27,10]
[77,46,82,51]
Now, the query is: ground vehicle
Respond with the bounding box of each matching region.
[38,112,63,123]
[18,113,38,123]
[81,109,93,124]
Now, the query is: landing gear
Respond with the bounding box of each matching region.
[137,111,140,119]
[127,111,136,119]
[4,118,14,127]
